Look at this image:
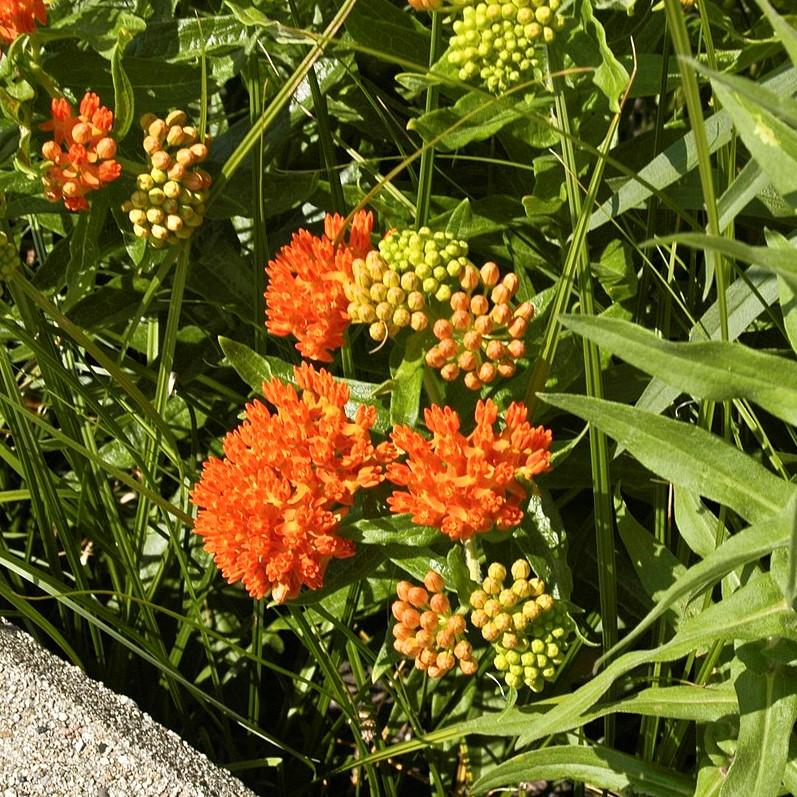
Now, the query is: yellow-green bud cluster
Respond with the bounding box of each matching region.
[377,227,474,308]
[469,560,573,692]
[121,110,212,248]
[344,251,431,343]
[0,232,18,281]
[447,1,566,94]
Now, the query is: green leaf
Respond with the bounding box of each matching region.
[615,494,691,626]
[343,515,439,547]
[563,314,797,425]
[389,334,425,428]
[576,0,630,112]
[540,393,794,523]
[219,336,279,391]
[127,15,254,61]
[345,0,429,68]
[473,744,694,796]
[720,663,797,797]
[111,41,135,140]
[711,75,797,206]
[753,0,797,67]
[592,239,637,302]
[589,67,797,230]
[65,192,109,310]
[605,496,797,661]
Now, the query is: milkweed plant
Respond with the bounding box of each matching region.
[1,0,797,794]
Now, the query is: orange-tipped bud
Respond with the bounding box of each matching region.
[485,340,506,362]
[392,622,413,640]
[151,149,171,170]
[460,658,478,675]
[95,137,117,160]
[420,610,439,631]
[402,607,421,628]
[477,362,496,384]
[42,140,60,161]
[425,346,447,369]
[462,330,482,351]
[491,284,510,305]
[507,339,525,359]
[440,363,460,382]
[424,570,445,593]
[514,301,534,321]
[457,351,478,372]
[446,614,466,635]
[436,629,455,649]
[71,123,92,145]
[430,592,450,614]
[143,135,162,154]
[407,586,429,608]
[502,273,519,296]
[451,309,472,330]
[433,318,453,340]
[396,581,413,601]
[460,264,480,291]
[410,311,429,331]
[508,317,527,339]
[470,294,489,316]
[480,261,500,287]
[491,303,512,325]
[437,338,458,360]
[148,119,168,141]
[498,361,516,378]
[436,650,455,671]
[454,640,472,660]
[470,609,488,628]
[450,291,470,312]
[464,372,481,390]
[474,315,494,335]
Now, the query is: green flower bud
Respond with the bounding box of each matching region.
[505,671,522,689]
[494,653,508,671]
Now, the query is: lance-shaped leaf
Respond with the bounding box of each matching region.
[540,393,794,523]
[562,314,797,425]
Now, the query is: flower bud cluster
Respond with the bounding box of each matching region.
[344,250,430,342]
[425,261,533,390]
[378,227,474,308]
[121,110,212,248]
[392,570,477,678]
[41,93,121,212]
[447,1,566,94]
[469,559,573,692]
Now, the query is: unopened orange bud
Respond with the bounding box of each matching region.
[148,119,168,141]
[454,640,473,660]
[143,135,161,154]
[507,339,525,359]
[457,351,478,371]
[139,112,158,130]
[410,311,429,331]
[416,629,435,648]
[485,340,506,361]
[402,607,421,628]
[450,291,470,312]
[190,143,209,162]
[424,571,445,593]
[407,586,429,608]
[460,658,478,675]
[480,261,500,287]
[508,317,527,339]
[515,301,535,321]
[436,650,455,671]
[440,363,460,382]
[491,303,512,325]
[451,309,472,330]
[71,123,92,145]
[446,614,466,635]
[464,372,482,390]
[436,629,455,649]
[392,622,413,641]
[478,362,497,384]
[502,273,519,296]
[460,264,480,291]
[62,181,81,198]
[471,609,488,627]
[433,318,453,339]
[470,295,489,316]
[151,149,171,170]
[95,137,117,160]
[430,593,450,614]
[42,140,60,161]
[437,338,458,360]
[396,581,413,601]
[491,284,510,305]
[420,610,439,631]
[482,622,500,642]
[497,361,516,378]
[418,648,436,667]
[474,315,494,335]
[392,599,408,620]
[404,637,422,657]
[425,346,446,369]
[462,330,482,351]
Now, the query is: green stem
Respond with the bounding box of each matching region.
[415,12,443,228]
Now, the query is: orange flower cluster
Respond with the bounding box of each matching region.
[391,571,476,677]
[387,400,552,540]
[265,211,375,362]
[40,92,121,212]
[191,363,394,602]
[0,0,47,44]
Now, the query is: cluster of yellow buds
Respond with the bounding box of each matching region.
[378,227,474,307]
[469,560,572,692]
[425,261,533,390]
[344,251,430,342]
[447,1,566,94]
[392,570,477,677]
[121,110,212,248]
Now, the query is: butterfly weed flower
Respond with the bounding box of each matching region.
[40,92,121,211]
[0,0,47,44]
[392,570,477,677]
[191,363,394,603]
[387,400,552,540]
[265,210,375,362]
[469,559,573,691]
